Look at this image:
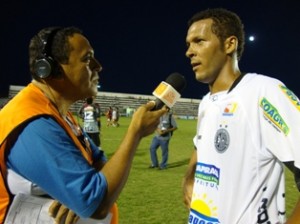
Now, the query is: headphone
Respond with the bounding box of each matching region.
[34,27,62,79]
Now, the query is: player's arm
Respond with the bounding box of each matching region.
[286,198,300,223]
[283,162,300,223]
[283,162,300,191]
[295,167,300,191]
[182,149,197,209]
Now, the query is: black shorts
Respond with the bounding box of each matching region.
[87,132,101,147]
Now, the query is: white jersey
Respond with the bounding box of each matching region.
[112,110,117,120]
[189,73,300,224]
[82,105,100,133]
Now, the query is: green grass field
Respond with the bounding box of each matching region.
[97,116,299,224]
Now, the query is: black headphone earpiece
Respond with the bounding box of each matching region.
[34,27,62,79]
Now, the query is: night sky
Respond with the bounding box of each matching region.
[1,0,299,99]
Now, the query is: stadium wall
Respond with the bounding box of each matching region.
[7,85,200,119]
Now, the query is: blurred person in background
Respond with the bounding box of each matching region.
[105,106,113,127]
[112,107,120,127]
[78,96,101,147]
[149,111,177,170]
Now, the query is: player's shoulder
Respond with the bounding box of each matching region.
[243,73,284,90]
[245,73,281,83]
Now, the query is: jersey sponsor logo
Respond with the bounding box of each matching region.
[222,102,238,116]
[195,162,220,186]
[260,97,289,136]
[189,194,220,224]
[214,128,230,153]
[279,84,300,111]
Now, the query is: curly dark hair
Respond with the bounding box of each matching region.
[188,8,245,60]
[29,26,82,80]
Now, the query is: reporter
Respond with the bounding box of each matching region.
[0,26,167,223]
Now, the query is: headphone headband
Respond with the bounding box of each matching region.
[40,27,62,57]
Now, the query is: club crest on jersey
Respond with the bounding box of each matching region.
[279,84,300,111]
[222,102,238,116]
[260,97,289,136]
[214,128,230,153]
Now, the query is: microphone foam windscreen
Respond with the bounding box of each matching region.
[152,72,187,109]
[165,72,187,94]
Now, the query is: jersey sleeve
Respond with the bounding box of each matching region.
[259,79,300,169]
[6,116,107,218]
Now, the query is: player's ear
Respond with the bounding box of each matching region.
[224,36,238,55]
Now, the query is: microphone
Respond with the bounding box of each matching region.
[151,72,187,111]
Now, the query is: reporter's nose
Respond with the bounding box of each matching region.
[92,58,102,72]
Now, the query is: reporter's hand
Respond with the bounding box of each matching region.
[49,200,80,224]
[129,101,167,137]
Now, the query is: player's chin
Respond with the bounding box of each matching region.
[89,84,98,95]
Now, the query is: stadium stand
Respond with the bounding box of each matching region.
[6,85,200,119]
